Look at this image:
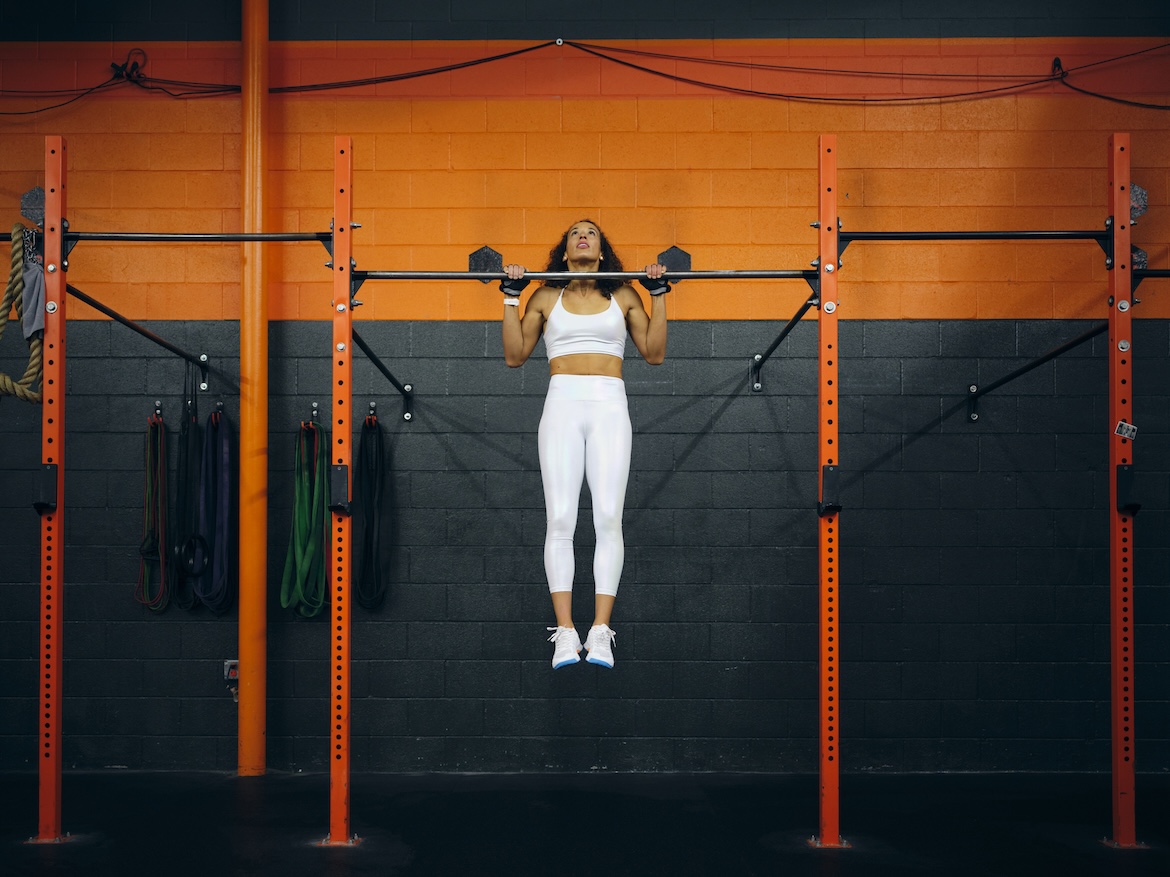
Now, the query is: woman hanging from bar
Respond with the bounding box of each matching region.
[501,219,669,669]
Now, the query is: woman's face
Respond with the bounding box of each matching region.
[564,221,602,264]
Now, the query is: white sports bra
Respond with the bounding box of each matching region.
[542,292,627,360]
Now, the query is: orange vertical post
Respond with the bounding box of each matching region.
[812,134,846,849]
[237,0,269,777]
[34,136,67,843]
[1105,133,1139,848]
[326,136,356,845]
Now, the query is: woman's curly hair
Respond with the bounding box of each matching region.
[544,219,625,297]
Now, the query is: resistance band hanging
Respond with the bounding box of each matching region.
[280,417,329,618]
[354,408,387,611]
[136,408,170,611]
[172,364,203,611]
[194,404,235,614]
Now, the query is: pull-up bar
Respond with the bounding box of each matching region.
[841,228,1109,244]
[356,268,815,282]
[65,231,331,243]
[1,227,331,246]
[356,243,813,286]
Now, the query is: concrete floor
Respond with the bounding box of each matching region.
[3,772,1168,876]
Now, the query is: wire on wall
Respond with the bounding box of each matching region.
[3,41,1168,115]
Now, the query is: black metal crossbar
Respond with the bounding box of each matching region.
[1,230,330,243]
[356,269,817,282]
[966,322,1109,422]
[69,232,331,243]
[351,329,413,421]
[66,284,210,389]
[751,295,821,393]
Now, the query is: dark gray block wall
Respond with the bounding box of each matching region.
[1,317,1167,773]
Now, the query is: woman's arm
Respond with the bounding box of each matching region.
[622,265,668,365]
[502,268,553,367]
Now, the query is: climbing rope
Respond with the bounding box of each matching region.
[354,411,388,610]
[136,411,170,611]
[1,223,44,403]
[280,419,329,618]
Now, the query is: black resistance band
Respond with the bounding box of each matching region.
[194,406,235,614]
[136,411,170,611]
[354,412,387,610]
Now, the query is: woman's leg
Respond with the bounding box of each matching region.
[593,593,616,628]
[538,387,587,604]
[539,383,590,667]
[584,395,633,614]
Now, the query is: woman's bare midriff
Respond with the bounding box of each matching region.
[549,352,623,378]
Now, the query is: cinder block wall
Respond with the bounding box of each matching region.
[2,317,1167,771]
[0,3,1168,772]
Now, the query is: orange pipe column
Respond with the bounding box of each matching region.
[327,137,356,845]
[1105,133,1139,848]
[238,0,270,776]
[34,136,67,843]
[813,134,847,849]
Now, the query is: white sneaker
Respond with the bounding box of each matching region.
[584,624,616,669]
[547,626,581,669]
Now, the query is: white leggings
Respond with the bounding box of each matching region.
[538,375,633,598]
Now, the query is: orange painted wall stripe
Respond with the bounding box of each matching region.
[2,38,1167,322]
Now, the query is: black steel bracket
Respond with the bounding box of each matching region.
[750,280,819,393]
[33,464,58,514]
[818,465,842,517]
[1116,464,1141,516]
[351,329,414,422]
[967,322,1108,423]
[329,465,351,515]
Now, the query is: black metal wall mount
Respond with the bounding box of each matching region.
[351,329,413,422]
[66,283,211,390]
[966,322,1108,422]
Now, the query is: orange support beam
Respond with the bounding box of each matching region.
[326,136,356,846]
[1105,133,1140,849]
[237,0,269,778]
[812,134,847,849]
[34,135,67,843]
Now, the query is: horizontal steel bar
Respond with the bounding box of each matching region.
[67,231,331,243]
[357,269,817,282]
[841,230,1107,242]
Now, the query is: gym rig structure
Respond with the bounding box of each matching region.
[10,133,1166,849]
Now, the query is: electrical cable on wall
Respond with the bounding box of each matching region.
[565,39,1170,108]
[3,41,1168,114]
